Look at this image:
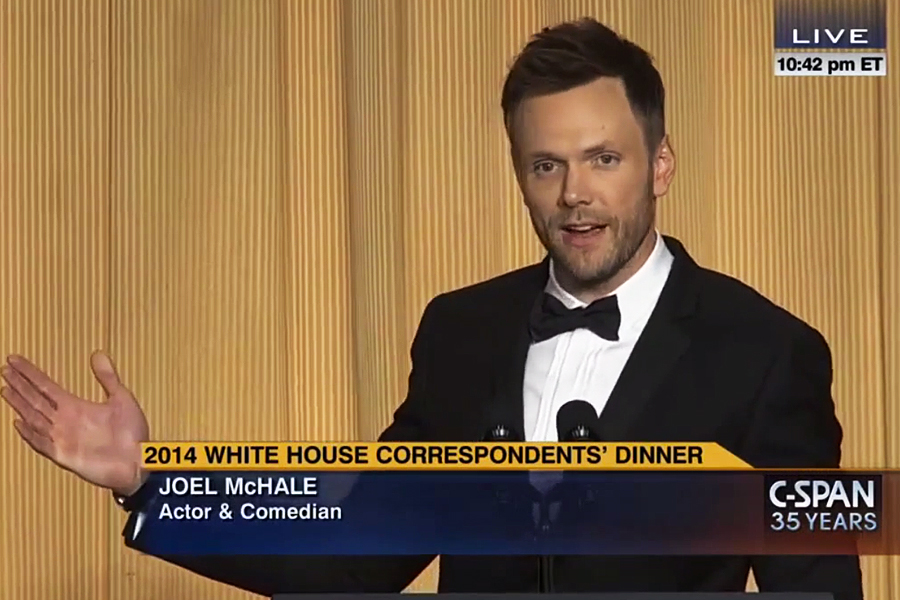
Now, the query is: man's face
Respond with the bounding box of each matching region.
[511,78,674,296]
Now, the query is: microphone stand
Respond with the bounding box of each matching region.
[538,422,598,593]
[538,556,554,592]
[536,478,557,593]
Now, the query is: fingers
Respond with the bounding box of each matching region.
[13,418,55,458]
[90,350,125,397]
[1,383,53,436]
[1,363,57,426]
[5,355,65,409]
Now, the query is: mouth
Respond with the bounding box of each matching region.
[561,223,607,234]
[559,223,608,248]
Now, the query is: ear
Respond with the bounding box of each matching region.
[651,134,676,198]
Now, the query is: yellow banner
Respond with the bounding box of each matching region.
[140,441,752,471]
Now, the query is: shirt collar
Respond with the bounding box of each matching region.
[545,231,674,331]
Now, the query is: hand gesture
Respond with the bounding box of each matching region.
[1,351,149,496]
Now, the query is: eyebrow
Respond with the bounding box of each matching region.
[526,142,615,162]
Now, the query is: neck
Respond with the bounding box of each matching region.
[558,229,658,304]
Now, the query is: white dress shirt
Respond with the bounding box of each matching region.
[523,232,674,442]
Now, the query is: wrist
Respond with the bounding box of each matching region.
[116,466,148,496]
[112,469,151,511]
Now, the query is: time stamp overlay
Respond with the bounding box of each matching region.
[774,0,887,77]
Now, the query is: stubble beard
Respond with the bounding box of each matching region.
[535,191,656,295]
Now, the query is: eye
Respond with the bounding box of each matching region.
[593,154,620,166]
[532,161,558,176]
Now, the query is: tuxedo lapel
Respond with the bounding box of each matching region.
[595,237,700,441]
[489,258,549,441]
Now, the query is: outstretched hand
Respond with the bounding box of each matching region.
[1,351,150,496]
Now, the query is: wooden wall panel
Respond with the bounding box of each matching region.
[105,2,288,598]
[0,1,111,599]
[879,4,900,598]
[0,1,895,598]
[279,0,358,444]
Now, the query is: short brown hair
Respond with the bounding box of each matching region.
[502,18,666,153]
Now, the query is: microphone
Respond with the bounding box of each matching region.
[481,380,521,442]
[472,407,536,551]
[556,399,601,441]
[483,422,521,442]
[537,400,601,593]
[481,401,522,442]
[532,400,599,497]
[555,399,602,506]
[480,408,523,505]
[478,403,524,495]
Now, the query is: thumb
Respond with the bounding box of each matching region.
[90,350,126,397]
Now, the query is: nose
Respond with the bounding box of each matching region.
[561,191,586,207]
[560,168,591,207]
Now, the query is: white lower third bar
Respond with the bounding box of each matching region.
[774,51,887,76]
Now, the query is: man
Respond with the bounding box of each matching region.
[2,18,863,599]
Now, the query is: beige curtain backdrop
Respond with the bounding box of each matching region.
[1,0,897,598]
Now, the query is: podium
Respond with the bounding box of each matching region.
[273,594,834,599]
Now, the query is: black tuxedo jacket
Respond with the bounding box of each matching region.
[127,236,863,599]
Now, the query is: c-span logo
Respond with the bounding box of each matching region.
[765,473,882,533]
[774,0,886,77]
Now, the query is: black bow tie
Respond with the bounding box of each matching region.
[529,292,621,343]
